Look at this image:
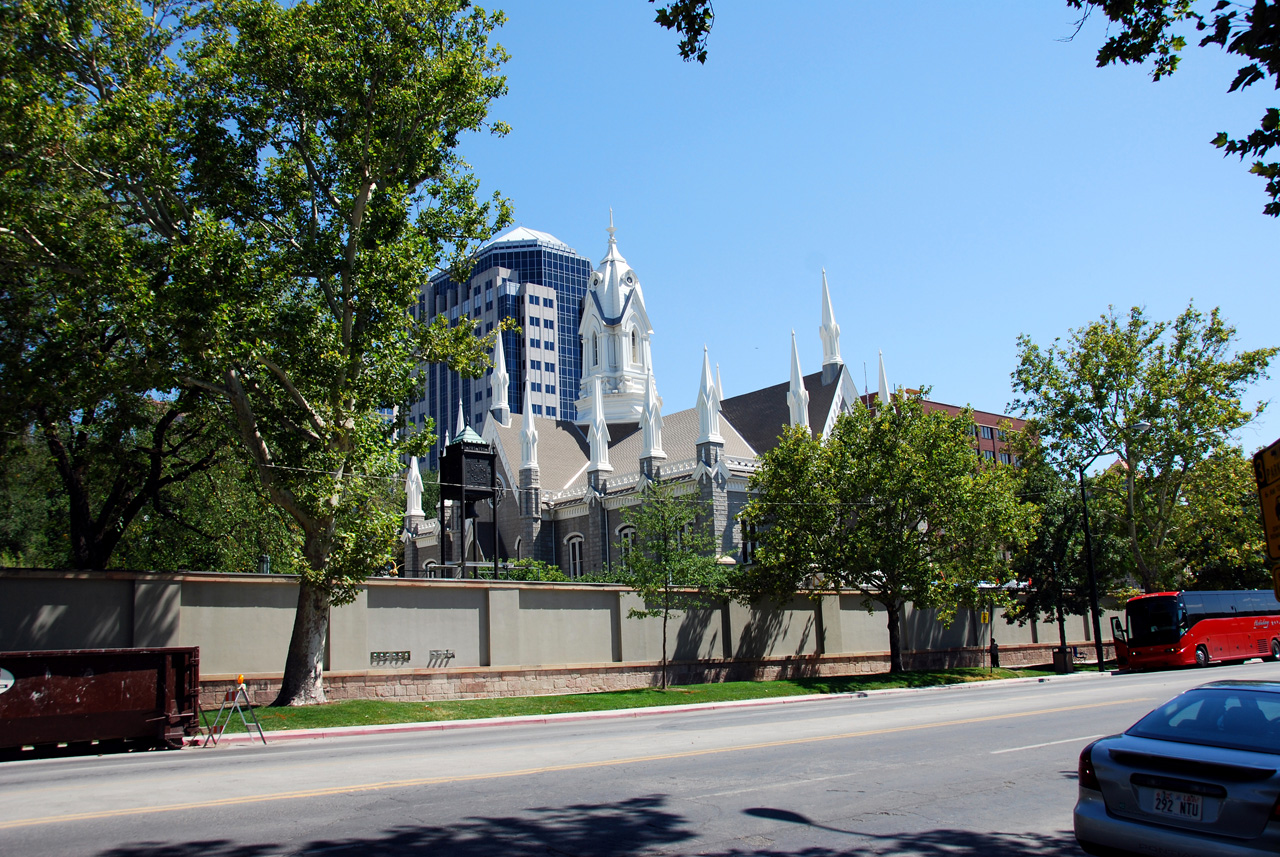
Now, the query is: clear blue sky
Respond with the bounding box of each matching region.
[458,2,1278,454]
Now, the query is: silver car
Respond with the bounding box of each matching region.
[1075,680,1280,856]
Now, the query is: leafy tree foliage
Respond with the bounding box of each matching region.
[650,0,714,64]
[1011,304,1275,593]
[5,0,512,704]
[738,394,1035,673]
[618,481,727,689]
[1067,0,1280,216]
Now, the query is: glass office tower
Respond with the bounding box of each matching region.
[408,227,592,469]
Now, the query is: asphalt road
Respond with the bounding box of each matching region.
[3,661,1277,857]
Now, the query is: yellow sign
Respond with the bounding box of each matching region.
[1256,438,1280,562]
[981,611,990,624]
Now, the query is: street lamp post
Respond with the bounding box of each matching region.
[1078,463,1106,672]
[1076,423,1149,673]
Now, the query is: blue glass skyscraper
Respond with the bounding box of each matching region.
[408,227,593,469]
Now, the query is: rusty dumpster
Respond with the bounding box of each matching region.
[0,647,200,752]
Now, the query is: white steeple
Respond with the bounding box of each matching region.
[641,368,665,461]
[877,350,891,406]
[715,363,724,404]
[520,378,538,470]
[819,268,842,369]
[696,346,723,445]
[587,375,612,473]
[575,213,655,426]
[454,391,465,440]
[787,330,810,429]
[405,456,425,517]
[491,331,510,427]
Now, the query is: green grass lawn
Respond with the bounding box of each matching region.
[204,666,1055,735]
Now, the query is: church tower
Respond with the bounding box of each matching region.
[575,213,656,426]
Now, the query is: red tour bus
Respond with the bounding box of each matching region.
[1111,589,1280,671]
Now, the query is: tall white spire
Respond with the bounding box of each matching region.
[877,350,891,406]
[455,390,465,439]
[405,456,425,517]
[787,330,810,428]
[641,368,665,461]
[696,346,723,445]
[520,378,538,470]
[715,363,724,405]
[587,375,612,473]
[491,331,510,427]
[819,268,842,369]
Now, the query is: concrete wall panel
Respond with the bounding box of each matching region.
[0,577,133,651]
[365,583,488,668]
[179,579,297,675]
[511,586,619,666]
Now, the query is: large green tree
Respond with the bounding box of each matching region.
[1011,304,1276,593]
[5,0,513,704]
[617,481,726,689]
[738,394,1035,673]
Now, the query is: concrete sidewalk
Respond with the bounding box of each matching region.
[204,667,1114,747]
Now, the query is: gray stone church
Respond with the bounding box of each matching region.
[403,222,1015,578]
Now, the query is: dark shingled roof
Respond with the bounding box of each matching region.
[719,370,839,455]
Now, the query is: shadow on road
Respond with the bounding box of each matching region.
[93,794,1085,857]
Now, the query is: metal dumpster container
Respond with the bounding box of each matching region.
[0,647,200,752]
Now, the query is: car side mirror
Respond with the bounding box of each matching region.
[1110,616,1127,642]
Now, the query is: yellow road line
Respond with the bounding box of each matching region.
[0,697,1146,831]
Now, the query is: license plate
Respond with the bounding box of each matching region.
[1152,789,1202,820]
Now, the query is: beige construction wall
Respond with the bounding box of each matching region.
[0,570,1121,678]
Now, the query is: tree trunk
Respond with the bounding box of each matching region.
[886,601,904,673]
[273,583,330,706]
[661,599,670,690]
[1056,600,1068,650]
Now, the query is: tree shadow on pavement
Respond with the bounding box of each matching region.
[93,795,1086,857]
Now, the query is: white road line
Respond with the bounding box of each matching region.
[991,735,1103,755]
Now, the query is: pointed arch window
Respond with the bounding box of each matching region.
[592,333,599,367]
[631,329,639,364]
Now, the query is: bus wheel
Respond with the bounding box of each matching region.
[1271,639,1280,662]
[1195,645,1210,667]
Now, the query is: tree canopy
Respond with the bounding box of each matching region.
[738,394,1035,672]
[1011,303,1276,592]
[3,0,514,704]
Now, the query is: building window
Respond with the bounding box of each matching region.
[740,520,758,564]
[565,535,584,578]
[546,407,556,416]
[997,428,1008,440]
[530,317,540,327]
[544,339,554,349]
[980,426,995,440]
[999,452,1011,465]
[531,382,541,392]
[617,525,637,560]
[530,339,541,349]
[528,295,538,305]
[530,360,541,371]
[545,363,555,373]
[631,329,638,364]
[544,298,554,309]
[983,449,996,460]
[532,404,542,414]
[546,384,555,395]
[592,334,598,366]
[544,320,553,331]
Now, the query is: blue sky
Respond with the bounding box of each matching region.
[459,1,1278,454]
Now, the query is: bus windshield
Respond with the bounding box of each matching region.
[1127,596,1182,647]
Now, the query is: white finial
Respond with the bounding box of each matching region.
[520,378,538,469]
[877,350,891,406]
[607,207,616,242]
[642,368,665,461]
[455,390,465,439]
[588,375,612,473]
[819,269,842,368]
[405,456,425,517]
[491,331,510,426]
[788,330,810,429]
[715,363,724,405]
[697,346,723,444]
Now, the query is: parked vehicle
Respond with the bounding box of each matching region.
[1075,680,1280,856]
[1111,590,1280,671]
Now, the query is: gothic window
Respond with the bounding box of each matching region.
[631,329,639,364]
[617,525,637,560]
[741,520,758,565]
[592,333,599,366]
[514,537,522,560]
[565,534,585,579]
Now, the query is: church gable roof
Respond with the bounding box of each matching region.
[719,370,841,455]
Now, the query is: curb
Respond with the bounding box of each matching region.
[204,667,1114,747]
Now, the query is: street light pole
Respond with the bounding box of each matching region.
[1078,464,1107,672]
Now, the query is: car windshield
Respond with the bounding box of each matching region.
[1127,688,1280,755]
[1126,596,1181,647]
